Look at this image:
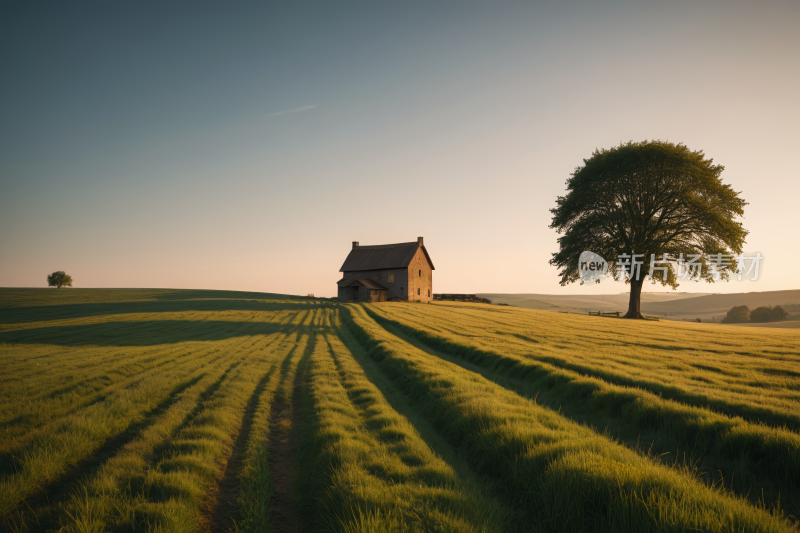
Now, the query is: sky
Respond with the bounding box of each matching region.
[1,1,798,297]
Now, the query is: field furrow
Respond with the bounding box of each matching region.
[365,306,800,517]
[235,334,307,533]
[344,305,792,532]
[64,336,282,532]
[30,331,289,533]
[0,332,266,520]
[370,304,800,429]
[0,332,248,461]
[0,345,226,453]
[2,289,797,533]
[292,322,511,532]
[11,356,233,532]
[264,331,309,532]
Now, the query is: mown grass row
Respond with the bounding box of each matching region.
[0,332,247,468]
[236,330,309,533]
[0,314,292,522]
[0,341,234,521]
[377,303,800,429]
[294,325,511,532]
[0,292,321,532]
[11,353,236,532]
[0,336,198,399]
[0,343,227,459]
[344,305,792,532]
[364,306,800,505]
[57,332,291,533]
[0,342,192,410]
[0,309,292,446]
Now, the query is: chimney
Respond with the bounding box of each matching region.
[417,236,424,246]
[352,241,359,249]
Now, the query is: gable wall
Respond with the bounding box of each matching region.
[407,247,433,301]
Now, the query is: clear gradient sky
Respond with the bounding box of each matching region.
[1,1,798,297]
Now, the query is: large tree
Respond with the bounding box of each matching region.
[549,141,748,319]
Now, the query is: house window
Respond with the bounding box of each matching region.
[428,289,431,297]
[419,270,421,277]
[388,274,394,282]
[417,288,420,296]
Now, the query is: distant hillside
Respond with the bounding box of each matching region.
[480,290,800,323]
[735,320,800,329]
[638,290,800,321]
[478,292,708,315]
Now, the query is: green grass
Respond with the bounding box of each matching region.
[344,305,792,532]
[480,290,800,322]
[293,324,511,532]
[362,303,800,513]
[0,288,797,532]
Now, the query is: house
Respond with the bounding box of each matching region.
[337,237,434,302]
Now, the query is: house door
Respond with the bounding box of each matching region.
[352,286,359,301]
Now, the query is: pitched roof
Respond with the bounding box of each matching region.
[337,278,388,289]
[339,241,435,272]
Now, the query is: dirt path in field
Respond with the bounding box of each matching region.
[266,399,295,532]
[204,367,276,533]
[266,335,313,533]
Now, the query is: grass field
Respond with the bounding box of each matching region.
[1,288,798,532]
[482,290,800,323]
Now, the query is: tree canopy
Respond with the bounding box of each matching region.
[750,305,788,323]
[550,141,748,318]
[47,271,73,288]
[721,305,750,324]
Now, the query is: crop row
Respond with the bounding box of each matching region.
[295,324,511,532]
[380,303,800,427]
[1,343,229,520]
[344,305,790,532]
[0,342,228,458]
[58,332,293,533]
[364,305,800,510]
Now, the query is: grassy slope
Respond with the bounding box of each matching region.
[366,302,800,518]
[0,289,797,532]
[737,320,800,329]
[482,289,800,322]
[479,292,710,315]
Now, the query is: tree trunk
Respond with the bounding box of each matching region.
[624,278,645,319]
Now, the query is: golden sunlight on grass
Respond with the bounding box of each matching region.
[0,289,797,532]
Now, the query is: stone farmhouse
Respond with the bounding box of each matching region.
[337,237,434,303]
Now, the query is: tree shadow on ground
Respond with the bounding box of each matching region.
[0,299,336,325]
[0,320,333,346]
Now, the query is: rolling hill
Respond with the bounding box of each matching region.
[1,288,798,532]
[481,289,800,322]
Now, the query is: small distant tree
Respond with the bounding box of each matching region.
[750,305,788,323]
[47,271,73,289]
[721,305,750,324]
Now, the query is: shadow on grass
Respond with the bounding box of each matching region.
[151,289,297,301]
[0,320,334,347]
[0,298,336,325]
